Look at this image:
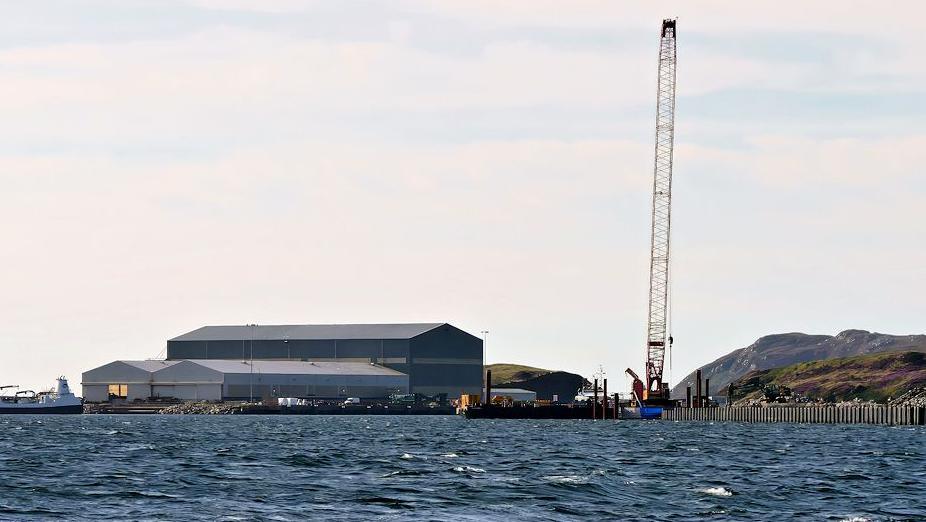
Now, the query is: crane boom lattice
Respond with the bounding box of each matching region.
[644,19,677,398]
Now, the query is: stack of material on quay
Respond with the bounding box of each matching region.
[673,329,926,399]
[485,363,586,401]
[158,402,250,415]
[728,351,926,406]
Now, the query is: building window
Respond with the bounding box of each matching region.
[108,384,128,399]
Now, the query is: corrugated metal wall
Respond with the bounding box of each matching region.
[409,325,482,396]
[165,325,484,397]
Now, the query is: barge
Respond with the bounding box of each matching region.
[464,404,594,419]
[463,403,664,420]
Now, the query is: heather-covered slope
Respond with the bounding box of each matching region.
[728,351,926,403]
[671,330,926,398]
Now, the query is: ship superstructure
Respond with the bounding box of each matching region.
[0,376,82,414]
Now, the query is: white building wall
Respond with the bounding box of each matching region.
[197,384,222,401]
[492,389,537,402]
[126,384,151,401]
[151,384,221,401]
[82,361,156,401]
[83,359,409,402]
[83,385,109,402]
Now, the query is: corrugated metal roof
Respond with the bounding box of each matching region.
[169,323,445,342]
[87,360,407,378]
[492,388,536,395]
[186,360,407,376]
[120,360,183,372]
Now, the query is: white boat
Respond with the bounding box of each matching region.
[0,376,83,414]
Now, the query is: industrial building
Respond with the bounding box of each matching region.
[166,323,483,396]
[82,360,408,402]
[82,323,483,402]
[491,388,537,402]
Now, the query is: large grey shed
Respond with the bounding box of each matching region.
[166,323,483,396]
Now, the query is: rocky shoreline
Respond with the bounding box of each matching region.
[889,386,926,407]
[157,401,259,415]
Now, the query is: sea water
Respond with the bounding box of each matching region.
[0,415,923,520]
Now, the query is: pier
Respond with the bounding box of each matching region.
[83,401,455,415]
[663,405,925,426]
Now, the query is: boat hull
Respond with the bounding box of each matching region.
[0,404,83,414]
[620,406,663,420]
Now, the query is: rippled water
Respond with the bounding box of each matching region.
[0,415,923,520]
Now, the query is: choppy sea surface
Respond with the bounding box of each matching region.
[0,415,924,521]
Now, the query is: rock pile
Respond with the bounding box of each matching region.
[834,397,878,407]
[889,387,926,407]
[734,395,879,408]
[158,401,246,415]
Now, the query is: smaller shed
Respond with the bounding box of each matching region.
[81,360,184,402]
[82,359,409,402]
[491,388,537,402]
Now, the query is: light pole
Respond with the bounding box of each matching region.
[248,323,258,403]
[480,330,488,402]
[480,330,489,363]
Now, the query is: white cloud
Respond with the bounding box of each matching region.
[406,0,923,36]
[0,19,880,150]
[679,135,926,188]
[185,0,322,13]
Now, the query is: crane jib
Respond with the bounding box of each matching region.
[643,18,677,400]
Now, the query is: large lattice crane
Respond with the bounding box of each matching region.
[633,19,677,402]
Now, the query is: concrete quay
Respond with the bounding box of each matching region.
[663,405,925,425]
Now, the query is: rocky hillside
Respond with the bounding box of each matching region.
[486,363,586,401]
[671,330,926,398]
[728,351,926,403]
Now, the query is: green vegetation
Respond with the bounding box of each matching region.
[730,351,926,403]
[672,330,926,399]
[485,363,551,384]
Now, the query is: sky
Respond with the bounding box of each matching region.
[1,1,924,391]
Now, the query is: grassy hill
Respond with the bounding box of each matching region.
[485,363,552,384]
[728,351,926,403]
[672,330,926,398]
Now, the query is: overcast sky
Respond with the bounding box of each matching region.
[1,1,924,391]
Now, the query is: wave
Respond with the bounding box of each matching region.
[382,470,433,478]
[357,496,413,509]
[5,414,920,519]
[543,475,589,485]
[452,466,486,473]
[699,487,733,497]
[280,454,330,467]
[84,490,180,499]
